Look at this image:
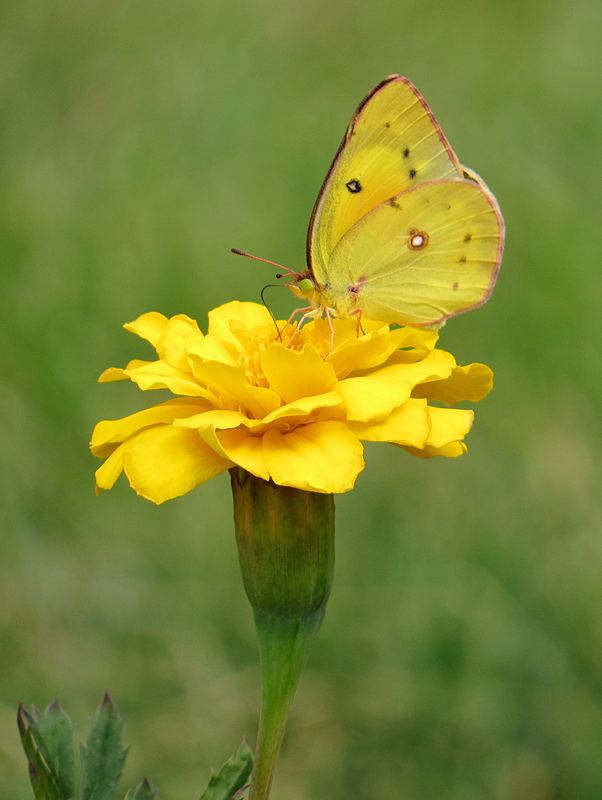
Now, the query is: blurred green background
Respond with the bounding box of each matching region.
[2,0,602,797]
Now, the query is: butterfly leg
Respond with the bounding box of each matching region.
[324,307,336,357]
[286,307,318,348]
[350,307,364,337]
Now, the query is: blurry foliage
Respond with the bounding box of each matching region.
[1,0,602,798]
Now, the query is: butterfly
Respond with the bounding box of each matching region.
[280,75,504,329]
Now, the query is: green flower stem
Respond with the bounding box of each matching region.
[250,611,325,800]
[230,468,335,800]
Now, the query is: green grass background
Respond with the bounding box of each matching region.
[2,0,602,797]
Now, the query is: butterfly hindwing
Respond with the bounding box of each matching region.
[308,75,463,283]
[326,180,504,326]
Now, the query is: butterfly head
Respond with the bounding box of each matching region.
[285,270,320,302]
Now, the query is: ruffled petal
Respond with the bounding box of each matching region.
[412,363,493,405]
[188,356,281,418]
[337,370,412,423]
[399,441,468,458]
[253,391,344,433]
[124,312,169,346]
[425,406,474,448]
[207,302,274,348]
[215,427,270,481]
[120,360,213,398]
[185,335,240,366]
[122,426,233,504]
[95,435,140,493]
[156,315,205,371]
[261,343,337,404]
[348,398,431,448]
[262,421,365,493]
[91,398,212,457]
[98,367,130,383]
[98,360,164,383]
[326,325,398,379]
[175,409,251,460]
[366,349,456,387]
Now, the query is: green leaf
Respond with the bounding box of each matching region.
[81,692,129,800]
[199,740,253,800]
[34,699,75,799]
[17,704,62,800]
[130,778,158,799]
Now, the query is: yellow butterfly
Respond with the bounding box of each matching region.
[282,75,504,329]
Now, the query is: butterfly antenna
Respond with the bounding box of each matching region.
[260,284,284,341]
[231,248,301,279]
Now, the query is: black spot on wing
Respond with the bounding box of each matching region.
[409,169,417,179]
[384,121,391,128]
[464,233,472,242]
[459,255,467,263]
[403,148,410,158]
[346,179,362,194]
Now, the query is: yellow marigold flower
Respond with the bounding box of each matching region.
[91,301,493,503]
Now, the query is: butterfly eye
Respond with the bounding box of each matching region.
[298,278,314,295]
[408,230,429,250]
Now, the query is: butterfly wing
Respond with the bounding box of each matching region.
[308,75,463,284]
[325,179,504,326]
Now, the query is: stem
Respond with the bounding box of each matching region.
[249,611,325,800]
[230,468,335,800]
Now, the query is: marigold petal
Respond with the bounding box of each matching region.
[337,372,412,423]
[215,427,270,481]
[156,315,205,371]
[399,441,468,458]
[348,398,431,448]
[382,349,456,387]
[412,363,494,405]
[98,360,160,383]
[185,335,240,366]
[122,426,233,504]
[262,421,365,493]
[98,367,129,383]
[261,343,337,404]
[173,409,248,431]
[188,356,281,418]
[124,312,169,346]
[91,398,212,458]
[95,439,132,493]
[123,360,213,398]
[257,390,345,430]
[229,391,346,437]
[174,410,251,460]
[425,406,474,448]
[207,302,274,347]
[326,326,396,379]
[388,325,439,351]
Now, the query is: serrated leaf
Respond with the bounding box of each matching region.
[28,756,62,800]
[199,740,253,800]
[18,705,62,800]
[34,699,75,799]
[130,778,158,799]
[81,692,129,800]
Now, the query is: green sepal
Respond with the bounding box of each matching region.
[124,778,159,800]
[17,704,62,800]
[80,692,129,800]
[199,740,253,800]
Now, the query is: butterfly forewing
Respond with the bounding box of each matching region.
[308,75,463,283]
[327,180,504,326]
